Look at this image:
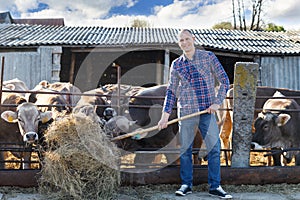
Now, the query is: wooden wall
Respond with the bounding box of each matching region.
[0,46,62,89]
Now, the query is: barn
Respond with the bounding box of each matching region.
[0,13,300,91]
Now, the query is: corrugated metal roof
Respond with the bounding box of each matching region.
[0,23,299,55]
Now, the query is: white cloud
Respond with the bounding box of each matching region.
[1,0,137,19]
[149,0,232,29]
[0,0,38,13]
[265,0,300,30]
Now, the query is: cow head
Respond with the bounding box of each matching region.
[103,107,117,121]
[1,102,52,144]
[104,116,136,138]
[73,104,100,123]
[252,111,291,150]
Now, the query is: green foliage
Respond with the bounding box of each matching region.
[212,22,233,30]
[265,23,285,32]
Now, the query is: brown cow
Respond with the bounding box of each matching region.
[36,80,82,107]
[74,88,109,119]
[1,100,52,169]
[29,90,69,119]
[73,84,143,126]
[0,92,27,169]
[2,78,29,97]
[219,86,300,165]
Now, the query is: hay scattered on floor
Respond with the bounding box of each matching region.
[38,113,120,200]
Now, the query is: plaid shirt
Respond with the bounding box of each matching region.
[163,49,230,116]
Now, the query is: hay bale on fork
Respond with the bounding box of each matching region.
[38,113,120,200]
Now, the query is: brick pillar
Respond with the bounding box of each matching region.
[231,62,258,168]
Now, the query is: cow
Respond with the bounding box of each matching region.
[73,84,143,127]
[36,80,82,107]
[0,91,27,169]
[74,88,109,119]
[0,100,52,169]
[2,78,29,96]
[27,87,71,119]
[219,86,300,165]
[252,91,300,166]
[99,83,144,115]
[104,115,136,138]
[74,84,204,167]
[115,84,204,167]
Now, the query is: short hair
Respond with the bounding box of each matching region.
[177,29,194,40]
[178,29,194,36]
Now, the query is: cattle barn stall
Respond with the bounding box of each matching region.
[1,23,300,186]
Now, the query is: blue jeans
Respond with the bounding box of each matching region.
[178,113,221,190]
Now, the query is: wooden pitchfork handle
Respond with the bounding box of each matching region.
[111,109,208,142]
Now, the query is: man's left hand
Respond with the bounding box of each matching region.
[207,104,220,114]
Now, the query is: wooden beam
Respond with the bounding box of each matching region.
[1,166,300,187]
[0,170,40,187]
[121,166,300,186]
[70,45,180,53]
[69,52,76,84]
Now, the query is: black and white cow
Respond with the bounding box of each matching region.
[252,91,300,165]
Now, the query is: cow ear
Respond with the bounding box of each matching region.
[40,111,53,123]
[4,83,15,90]
[39,80,49,87]
[1,111,18,123]
[276,114,291,126]
[258,112,264,119]
[27,93,37,103]
[129,120,137,126]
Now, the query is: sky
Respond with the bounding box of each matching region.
[1,0,300,30]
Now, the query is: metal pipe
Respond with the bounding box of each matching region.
[0,56,4,106]
[113,63,121,114]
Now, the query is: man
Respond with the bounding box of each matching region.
[157,29,232,199]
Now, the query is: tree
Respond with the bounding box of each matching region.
[249,0,263,30]
[232,0,237,29]
[130,18,150,28]
[265,23,285,32]
[231,0,265,31]
[212,22,233,30]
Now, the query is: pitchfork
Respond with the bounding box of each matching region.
[111,109,208,142]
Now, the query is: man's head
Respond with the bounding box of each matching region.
[177,29,196,56]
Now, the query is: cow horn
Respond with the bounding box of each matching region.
[121,85,131,94]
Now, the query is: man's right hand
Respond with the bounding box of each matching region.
[157,112,170,130]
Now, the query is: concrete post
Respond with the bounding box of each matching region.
[231,62,258,168]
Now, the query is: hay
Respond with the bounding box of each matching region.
[38,113,120,200]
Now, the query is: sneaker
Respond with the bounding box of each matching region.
[175,184,192,196]
[209,186,232,199]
